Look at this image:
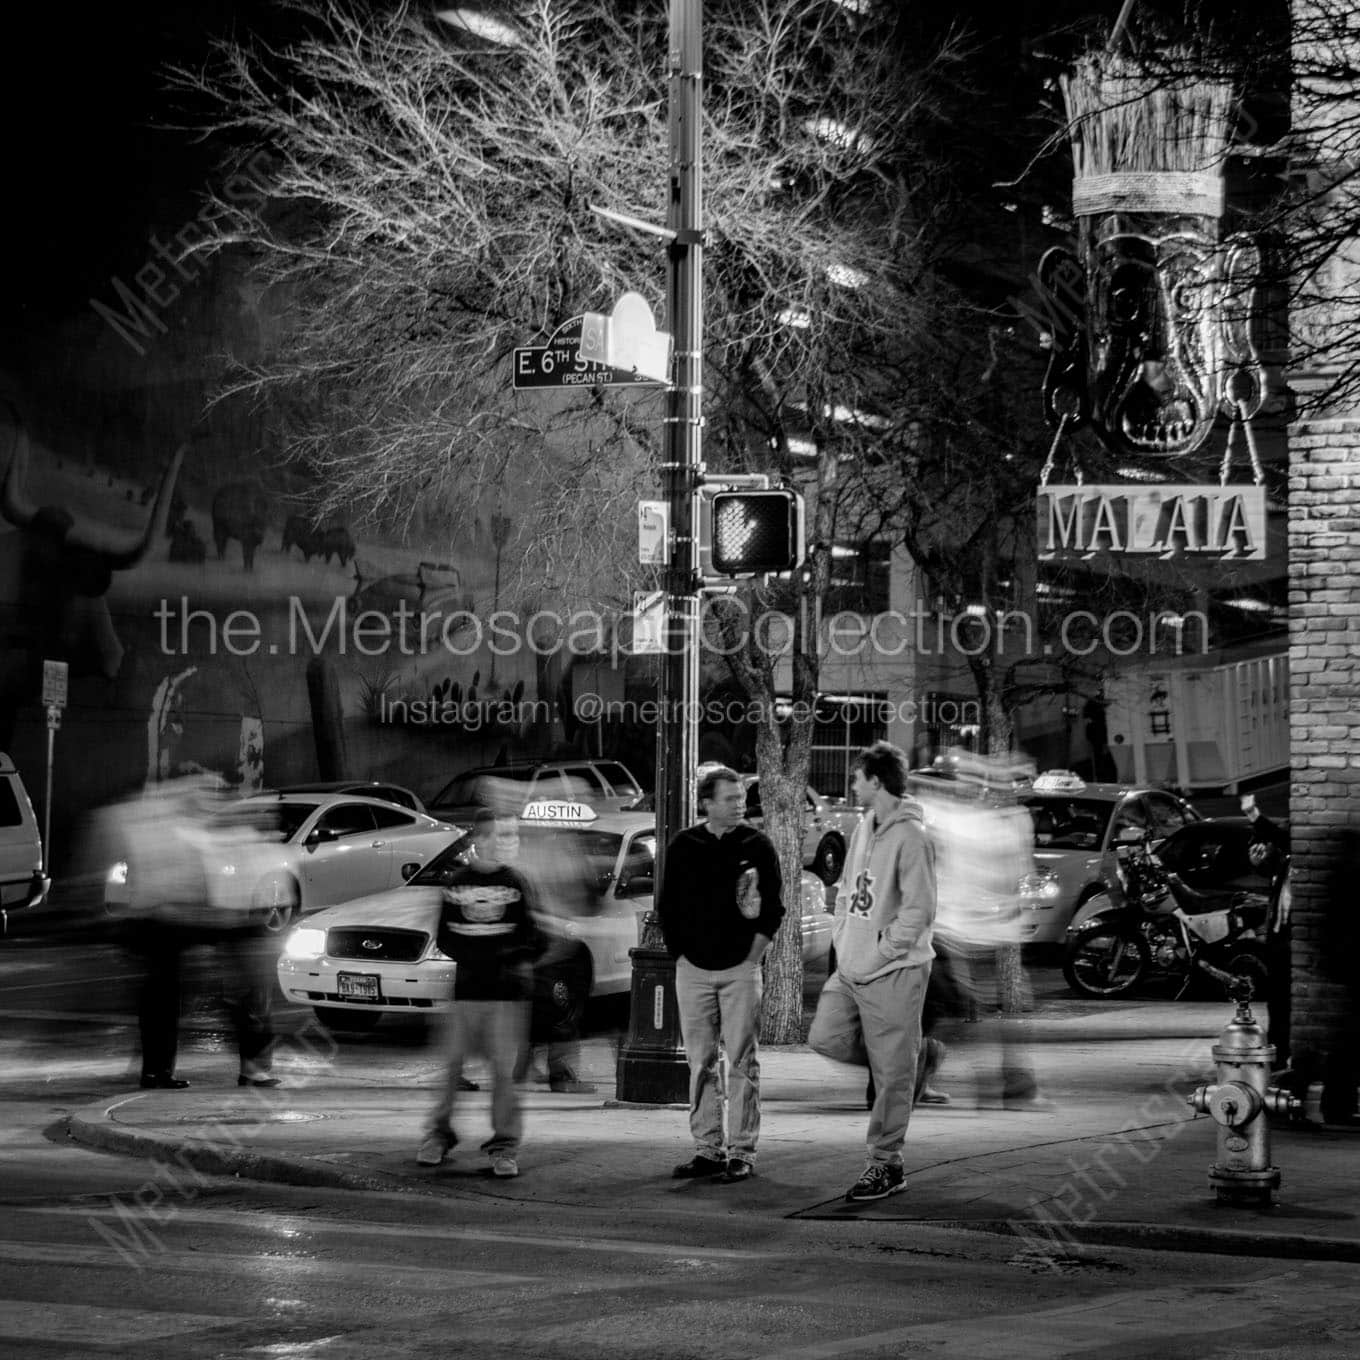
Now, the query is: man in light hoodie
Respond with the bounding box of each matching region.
[809,740,936,1201]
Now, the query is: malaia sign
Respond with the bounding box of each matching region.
[1037,484,1266,561]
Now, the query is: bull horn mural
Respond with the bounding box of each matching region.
[1,419,185,568]
[0,404,185,744]
[1038,50,1266,460]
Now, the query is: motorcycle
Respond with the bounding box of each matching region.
[1061,831,1273,1000]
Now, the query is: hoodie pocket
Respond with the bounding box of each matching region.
[833,912,890,982]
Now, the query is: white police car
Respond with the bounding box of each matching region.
[277,800,831,1031]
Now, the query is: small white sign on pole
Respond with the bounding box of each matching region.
[41,659,68,708]
[638,500,670,565]
[632,590,666,654]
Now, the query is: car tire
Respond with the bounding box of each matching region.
[313,1006,382,1032]
[253,877,301,935]
[1062,925,1150,998]
[533,949,592,1044]
[814,835,845,886]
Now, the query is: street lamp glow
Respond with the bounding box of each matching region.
[787,436,818,457]
[778,307,812,328]
[829,404,888,429]
[436,7,524,49]
[826,261,868,289]
[804,117,876,155]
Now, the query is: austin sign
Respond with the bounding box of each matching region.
[1037,484,1267,561]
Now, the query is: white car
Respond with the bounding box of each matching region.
[740,777,863,885]
[105,791,461,934]
[0,752,47,931]
[278,801,832,1032]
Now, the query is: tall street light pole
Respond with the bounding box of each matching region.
[655,0,703,881]
[615,0,702,1104]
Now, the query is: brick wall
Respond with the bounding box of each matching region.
[1287,415,1360,1115]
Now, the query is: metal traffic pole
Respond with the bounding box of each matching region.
[615,0,702,1104]
[656,0,703,873]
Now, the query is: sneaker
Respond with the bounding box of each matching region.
[491,1154,519,1178]
[672,1154,726,1179]
[722,1159,754,1183]
[416,1134,451,1167]
[845,1161,906,1202]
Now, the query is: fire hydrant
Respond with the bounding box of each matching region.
[1187,975,1299,1204]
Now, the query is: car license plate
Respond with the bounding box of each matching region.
[337,972,382,1002]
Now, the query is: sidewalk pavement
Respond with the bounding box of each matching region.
[59,1000,1360,1263]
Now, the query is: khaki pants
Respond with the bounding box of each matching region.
[809,962,930,1165]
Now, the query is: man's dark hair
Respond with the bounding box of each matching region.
[697,764,741,808]
[853,741,909,798]
[472,807,500,830]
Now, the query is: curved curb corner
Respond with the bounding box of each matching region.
[59,1107,420,1198]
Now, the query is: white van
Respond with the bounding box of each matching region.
[0,753,48,932]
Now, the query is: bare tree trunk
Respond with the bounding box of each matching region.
[754,762,808,1043]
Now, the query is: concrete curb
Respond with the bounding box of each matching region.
[59,1100,1360,1263]
[57,1107,420,1198]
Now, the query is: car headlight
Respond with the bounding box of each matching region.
[1018,870,1062,901]
[283,927,327,959]
[107,861,129,887]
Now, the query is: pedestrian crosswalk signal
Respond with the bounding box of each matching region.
[709,489,805,576]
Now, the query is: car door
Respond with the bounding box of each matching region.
[599,830,656,991]
[370,804,443,885]
[298,802,390,906]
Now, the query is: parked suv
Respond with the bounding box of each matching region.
[0,753,48,932]
[428,760,644,824]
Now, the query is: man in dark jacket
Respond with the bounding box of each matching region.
[658,765,784,1183]
[418,811,542,1178]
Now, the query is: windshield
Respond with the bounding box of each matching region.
[1020,797,1115,851]
[407,827,631,908]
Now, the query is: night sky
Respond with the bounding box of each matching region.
[3,2,276,322]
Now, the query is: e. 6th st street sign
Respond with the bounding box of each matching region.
[513,316,666,390]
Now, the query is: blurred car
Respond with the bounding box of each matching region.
[277,800,832,1032]
[740,776,861,885]
[105,791,460,934]
[271,780,426,814]
[0,752,48,931]
[428,759,643,823]
[1014,770,1201,944]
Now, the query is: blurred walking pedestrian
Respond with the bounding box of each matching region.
[920,757,1043,1109]
[512,825,599,1094]
[658,765,783,1184]
[101,779,282,1090]
[418,810,543,1178]
[809,741,936,1202]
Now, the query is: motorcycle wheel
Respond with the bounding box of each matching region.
[1062,925,1151,998]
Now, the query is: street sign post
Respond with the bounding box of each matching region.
[638,500,670,565]
[631,591,666,654]
[40,659,67,875]
[513,316,668,390]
